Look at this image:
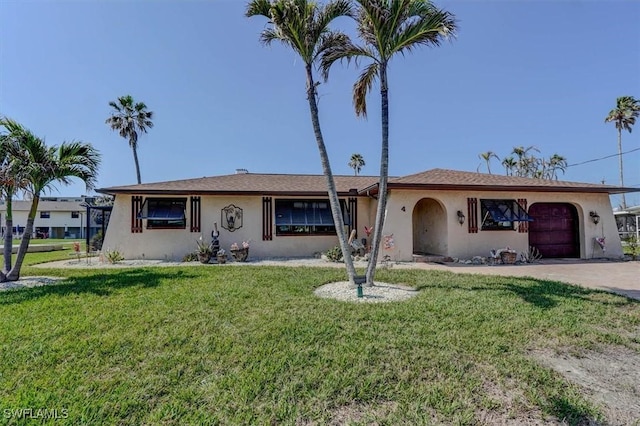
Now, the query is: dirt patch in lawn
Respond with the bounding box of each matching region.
[531,345,640,425]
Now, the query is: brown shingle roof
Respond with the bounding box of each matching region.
[97,169,637,196]
[370,169,633,194]
[97,173,381,196]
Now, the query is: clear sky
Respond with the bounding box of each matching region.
[1,0,639,206]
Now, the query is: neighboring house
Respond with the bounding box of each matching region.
[97,169,638,261]
[614,205,640,240]
[0,196,102,239]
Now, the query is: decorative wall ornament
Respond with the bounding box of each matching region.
[222,204,243,232]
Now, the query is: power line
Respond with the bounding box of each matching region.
[567,147,640,168]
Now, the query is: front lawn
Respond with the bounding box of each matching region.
[1,265,638,424]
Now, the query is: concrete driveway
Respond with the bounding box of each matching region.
[397,259,640,301]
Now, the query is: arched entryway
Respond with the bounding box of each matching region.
[529,203,580,258]
[412,198,447,255]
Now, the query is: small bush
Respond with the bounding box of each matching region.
[90,231,104,251]
[182,252,198,262]
[104,249,124,264]
[520,246,542,263]
[324,246,343,262]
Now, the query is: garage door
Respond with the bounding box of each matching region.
[528,203,579,258]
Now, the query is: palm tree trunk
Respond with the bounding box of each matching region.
[305,64,356,285]
[366,63,390,286]
[3,196,13,273]
[618,128,627,209]
[7,195,39,281]
[132,144,142,185]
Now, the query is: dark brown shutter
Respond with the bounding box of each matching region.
[518,198,528,233]
[467,197,478,233]
[131,196,143,233]
[348,197,358,236]
[262,197,273,241]
[190,196,201,232]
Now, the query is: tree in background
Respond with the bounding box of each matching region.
[246,0,359,285]
[105,95,154,185]
[478,151,499,174]
[605,95,640,209]
[481,146,567,180]
[348,153,366,175]
[322,0,457,285]
[1,123,100,282]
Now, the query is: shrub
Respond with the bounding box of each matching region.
[182,252,198,262]
[104,249,124,264]
[324,246,343,263]
[90,230,104,251]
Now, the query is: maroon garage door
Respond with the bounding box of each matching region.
[528,203,579,258]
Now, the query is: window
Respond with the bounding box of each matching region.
[40,211,50,219]
[480,199,532,231]
[137,198,187,229]
[275,199,349,236]
[71,211,79,218]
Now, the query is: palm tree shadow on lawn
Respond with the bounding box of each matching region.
[414,273,639,309]
[0,269,197,305]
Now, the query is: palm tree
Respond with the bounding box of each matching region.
[105,95,153,185]
[478,151,499,174]
[501,156,517,176]
[605,96,640,209]
[3,131,100,282]
[547,153,567,180]
[246,0,359,285]
[348,153,366,175]
[322,0,456,285]
[0,117,31,276]
[511,145,539,177]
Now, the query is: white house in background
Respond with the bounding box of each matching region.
[0,196,102,239]
[614,205,640,240]
[96,168,639,262]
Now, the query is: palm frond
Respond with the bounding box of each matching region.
[245,0,272,18]
[320,40,376,81]
[389,6,457,57]
[353,62,379,117]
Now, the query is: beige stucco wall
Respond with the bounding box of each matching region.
[380,189,624,261]
[102,194,373,260]
[102,190,624,261]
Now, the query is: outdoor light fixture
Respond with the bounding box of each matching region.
[457,210,466,225]
[590,211,600,225]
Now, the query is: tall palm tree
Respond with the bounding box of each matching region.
[547,153,567,180]
[348,153,366,175]
[605,95,640,209]
[478,151,499,174]
[0,117,31,276]
[246,0,359,285]
[511,145,539,177]
[3,132,100,282]
[501,156,517,176]
[105,95,153,185]
[322,0,456,285]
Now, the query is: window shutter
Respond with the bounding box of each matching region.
[262,197,273,241]
[131,196,143,233]
[348,197,358,236]
[467,197,478,233]
[190,196,201,232]
[518,198,528,233]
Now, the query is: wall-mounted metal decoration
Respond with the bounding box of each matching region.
[221,204,243,232]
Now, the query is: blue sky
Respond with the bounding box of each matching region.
[1,0,639,206]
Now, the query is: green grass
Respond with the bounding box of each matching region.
[1,264,639,425]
